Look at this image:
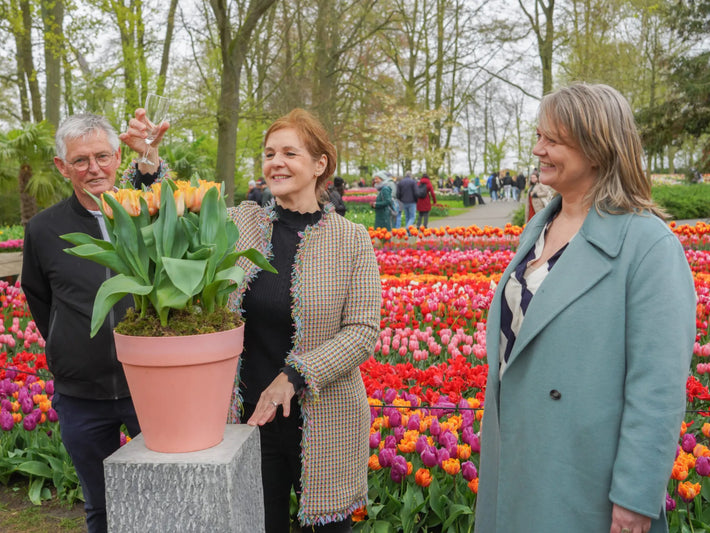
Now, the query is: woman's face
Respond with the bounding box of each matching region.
[263,127,326,212]
[532,127,596,198]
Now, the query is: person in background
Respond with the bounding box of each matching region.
[501,171,513,200]
[327,176,347,216]
[415,173,436,228]
[475,83,696,533]
[390,175,403,228]
[22,110,168,533]
[258,177,273,206]
[525,171,555,222]
[227,108,380,532]
[488,172,500,202]
[247,179,262,203]
[467,176,485,206]
[371,173,393,231]
[515,172,526,201]
[397,171,418,231]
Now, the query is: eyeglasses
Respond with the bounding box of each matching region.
[66,153,115,172]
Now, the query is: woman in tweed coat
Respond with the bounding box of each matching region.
[227,109,381,532]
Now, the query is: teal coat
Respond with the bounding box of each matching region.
[475,196,696,533]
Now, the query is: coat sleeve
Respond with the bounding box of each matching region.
[20,220,52,340]
[374,187,392,208]
[286,225,381,397]
[608,232,695,517]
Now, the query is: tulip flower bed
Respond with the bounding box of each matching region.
[4,220,710,531]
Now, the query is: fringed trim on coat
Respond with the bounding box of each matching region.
[298,497,367,527]
[227,201,276,424]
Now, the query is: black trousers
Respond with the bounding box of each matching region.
[243,400,352,533]
[52,392,141,533]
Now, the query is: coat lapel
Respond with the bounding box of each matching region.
[502,201,632,370]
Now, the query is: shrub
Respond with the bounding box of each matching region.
[652,184,710,220]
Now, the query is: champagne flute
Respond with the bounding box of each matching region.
[136,93,170,166]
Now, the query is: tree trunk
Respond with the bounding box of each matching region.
[20,0,43,122]
[19,164,37,226]
[210,0,278,206]
[42,0,65,128]
[157,0,179,96]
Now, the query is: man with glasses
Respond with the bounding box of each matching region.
[21,111,168,533]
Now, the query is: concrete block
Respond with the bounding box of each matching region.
[105,425,264,533]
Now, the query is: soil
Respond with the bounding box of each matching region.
[0,481,86,533]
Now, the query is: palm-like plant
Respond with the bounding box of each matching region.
[159,137,215,181]
[0,121,64,225]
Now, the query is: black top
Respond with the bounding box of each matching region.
[240,204,322,404]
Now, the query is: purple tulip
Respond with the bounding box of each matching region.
[461,461,478,481]
[461,427,481,453]
[0,410,14,431]
[378,448,395,468]
[430,418,441,436]
[666,493,676,512]
[369,432,382,449]
[20,398,33,415]
[47,408,58,423]
[383,388,397,404]
[682,433,697,453]
[436,447,450,466]
[388,409,402,428]
[29,382,42,395]
[390,455,408,483]
[1,399,12,412]
[384,435,397,449]
[696,456,710,477]
[371,389,383,400]
[394,426,406,443]
[407,414,421,431]
[415,435,429,454]
[420,446,438,468]
[438,430,457,449]
[22,410,40,431]
[45,380,54,395]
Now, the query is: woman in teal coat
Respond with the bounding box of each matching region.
[474,84,696,533]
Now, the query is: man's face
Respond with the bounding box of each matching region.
[54,129,121,210]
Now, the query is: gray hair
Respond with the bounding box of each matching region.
[55,114,120,160]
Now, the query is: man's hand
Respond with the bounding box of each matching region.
[118,108,170,173]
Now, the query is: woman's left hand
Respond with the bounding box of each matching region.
[610,504,651,533]
[247,372,296,426]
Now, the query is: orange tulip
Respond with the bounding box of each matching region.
[678,481,701,502]
[457,444,472,460]
[415,468,432,487]
[442,458,461,476]
[368,454,382,471]
[352,506,368,522]
[468,478,479,493]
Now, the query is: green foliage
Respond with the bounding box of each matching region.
[652,184,710,220]
[0,194,21,227]
[0,226,23,242]
[0,425,82,506]
[511,204,525,227]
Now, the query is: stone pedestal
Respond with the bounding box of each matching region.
[104,424,263,533]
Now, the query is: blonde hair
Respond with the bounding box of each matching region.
[264,108,336,201]
[537,83,664,218]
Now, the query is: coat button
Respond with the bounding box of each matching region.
[549,389,562,400]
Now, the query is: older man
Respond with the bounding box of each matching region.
[21,111,168,533]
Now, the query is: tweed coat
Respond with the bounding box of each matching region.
[474,195,696,533]
[227,201,381,526]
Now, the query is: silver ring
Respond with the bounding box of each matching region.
[270,400,279,408]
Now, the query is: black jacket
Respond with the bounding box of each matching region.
[22,194,133,400]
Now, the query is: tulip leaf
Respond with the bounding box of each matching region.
[236,248,278,274]
[102,193,149,283]
[60,232,113,249]
[162,257,208,297]
[62,244,132,275]
[16,461,53,478]
[90,275,153,337]
[442,504,473,530]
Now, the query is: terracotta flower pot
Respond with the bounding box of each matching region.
[114,326,244,453]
